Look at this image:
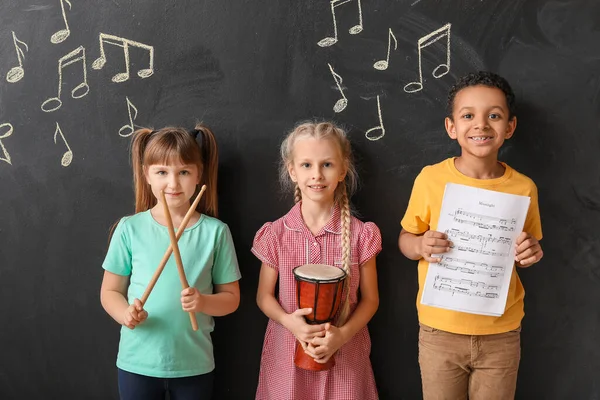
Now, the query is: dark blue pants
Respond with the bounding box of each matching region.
[118,368,214,400]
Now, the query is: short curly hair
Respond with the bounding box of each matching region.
[446,71,516,119]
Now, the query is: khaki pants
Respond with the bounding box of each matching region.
[418,324,521,400]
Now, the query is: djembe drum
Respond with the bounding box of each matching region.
[292,263,347,371]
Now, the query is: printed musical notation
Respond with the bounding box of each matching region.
[41,46,90,113]
[404,23,451,93]
[53,123,72,167]
[92,33,154,83]
[0,123,14,165]
[118,97,139,137]
[327,63,348,113]
[365,96,385,141]
[439,256,505,278]
[435,274,499,291]
[373,28,397,71]
[434,282,499,299]
[6,32,29,83]
[317,0,363,47]
[453,209,517,232]
[51,0,72,44]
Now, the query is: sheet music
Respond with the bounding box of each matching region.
[421,183,530,316]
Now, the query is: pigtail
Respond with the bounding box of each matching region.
[194,123,219,218]
[336,181,352,326]
[294,184,302,204]
[131,128,156,213]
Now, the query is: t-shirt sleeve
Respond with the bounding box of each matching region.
[212,224,242,284]
[251,222,279,270]
[400,170,431,234]
[102,217,132,276]
[358,222,382,265]
[524,183,543,241]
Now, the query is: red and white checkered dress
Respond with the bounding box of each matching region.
[252,202,382,400]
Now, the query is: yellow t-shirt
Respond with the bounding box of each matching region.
[401,158,543,335]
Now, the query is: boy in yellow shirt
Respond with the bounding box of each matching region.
[398,71,544,400]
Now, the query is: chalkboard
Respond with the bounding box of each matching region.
[1,0,599,399]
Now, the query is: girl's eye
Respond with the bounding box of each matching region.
[157,170,167,175]
[300,162,310,168]
[323,162,332,168]
[180,170,190,175]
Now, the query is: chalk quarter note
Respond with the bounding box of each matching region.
[404,23,451,93]
[318,0,363,47]
[0,123,14,165]
[6,32,28,83]
[365,96,385,141]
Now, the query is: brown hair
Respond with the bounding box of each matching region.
[280,121,357,326]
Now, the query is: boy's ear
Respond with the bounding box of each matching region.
[505,116,517,139]
[445,117,457,139]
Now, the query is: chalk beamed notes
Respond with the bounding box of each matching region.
[318,0,363,47]
[41,46,90,113]
[404,23,451,93]
[92,33,154,83]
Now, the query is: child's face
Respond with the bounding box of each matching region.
[145,160,200,212]
[287,137,347,206]
[445,85,516,161]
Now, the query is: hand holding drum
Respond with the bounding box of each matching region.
[292,263,347,371]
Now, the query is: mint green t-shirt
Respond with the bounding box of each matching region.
[102,211,241,378]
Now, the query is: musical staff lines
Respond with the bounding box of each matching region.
[318,0,363,47]
[41,46,90,113]
[0,123,14,165]
[51,0,72,44]
[453,208,517,232]
[6,32,28,83]
[92,33,154,83]
[53,123,73,167]
[327,63,348,113]
[438,256,506,278]
[404,23,451,93]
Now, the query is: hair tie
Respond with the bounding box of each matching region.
[189,129,200,139]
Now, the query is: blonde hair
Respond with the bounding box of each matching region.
[280,121,358,326]
[130,123,219,217]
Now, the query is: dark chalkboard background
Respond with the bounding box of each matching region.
[1,0,599,398]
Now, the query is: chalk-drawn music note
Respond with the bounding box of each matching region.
[317,0,363,47]
[51,0,71,44]
[92,33,154,83]
[0,123,14,165]
[53,123,72,167]
[41,46,90,113]
[6,32,29,84]
[373,28,397,70]
[404,23,451,93]
[327,64,348,113]
[119,97,139,137]
[365,96,385,141]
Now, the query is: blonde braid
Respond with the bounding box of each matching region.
[294,184,302,203]
[336,181,352,326]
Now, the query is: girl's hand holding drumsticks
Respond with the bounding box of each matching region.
[123,298,148,330]
[181,287,206,313]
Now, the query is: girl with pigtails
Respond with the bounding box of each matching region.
[252,121,381,400]
[100,125,241,400]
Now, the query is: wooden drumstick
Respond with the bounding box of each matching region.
[140,185,206,307]
[159,189,199,331]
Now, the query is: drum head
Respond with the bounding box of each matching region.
[293,264,346,282]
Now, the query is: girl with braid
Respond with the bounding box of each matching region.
[252,121,381,400]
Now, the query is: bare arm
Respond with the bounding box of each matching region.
[181,281,240,317]
[256,263,326,342]
[100,270,147,329]
[398,228,451,263]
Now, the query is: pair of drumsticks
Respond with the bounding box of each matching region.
[138,185,207,331]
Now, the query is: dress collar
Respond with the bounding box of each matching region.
[283,202,342,235]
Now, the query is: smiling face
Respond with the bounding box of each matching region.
[445,85,517,162]
[287,137,347,207]
[144,159,201,213]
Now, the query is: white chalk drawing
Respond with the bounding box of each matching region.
[0,123,14,165]
[51,0,71,44]
[6,32,28,83]
[119,97,139,137]
[365,96,385,141]
[373,28,397,71]
[317,0,363,47]
[327,63,348,113]
[92,33,154,83]
[53,122,72,167]
[404,23,451,93]
[41,46,90,113]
